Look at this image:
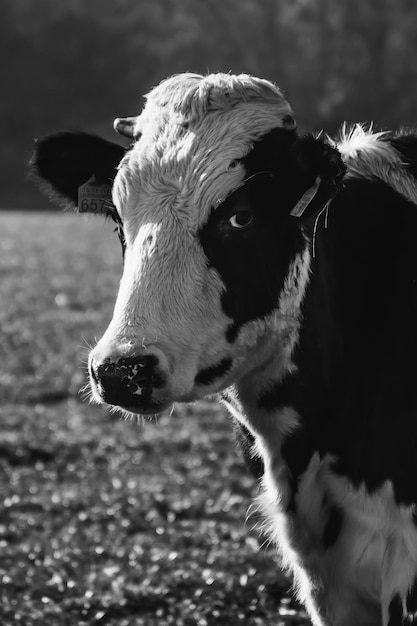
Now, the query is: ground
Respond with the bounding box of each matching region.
[0,211,310,625]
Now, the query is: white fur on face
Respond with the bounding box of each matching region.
[115,74,294,233]
[93,73,296,403]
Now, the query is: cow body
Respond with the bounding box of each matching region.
[32,73,417,625]
[227,128,417,625]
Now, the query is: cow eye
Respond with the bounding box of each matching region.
[228,211,253,229]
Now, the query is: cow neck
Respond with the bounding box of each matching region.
[286,176,417,503]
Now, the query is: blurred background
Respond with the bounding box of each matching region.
[3,0,417,209]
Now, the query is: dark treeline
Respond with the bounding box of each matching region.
[3,0,417,208]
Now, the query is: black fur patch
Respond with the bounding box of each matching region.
[225,323,240,344]
[194,358,232,386]
[233,421,264,479]
[390,132,417,180]
[322,503,343,549]
[200,128,344,341]
[281,434,317,511]
[406,579,417,616]
[388,594,404,625]
[256,374,299,411]
[266,165,417,507]
[200,128,307,339]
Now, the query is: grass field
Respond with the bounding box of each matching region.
[0,211,309,626]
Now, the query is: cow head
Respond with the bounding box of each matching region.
[32,73,345,416]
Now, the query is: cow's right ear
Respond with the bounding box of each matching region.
[30,132,126,214]
[288,134,346,221]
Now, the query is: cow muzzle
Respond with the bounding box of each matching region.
[88,349,172,415]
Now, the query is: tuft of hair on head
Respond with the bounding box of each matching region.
[335,123,389,160]
[144,72,296,129]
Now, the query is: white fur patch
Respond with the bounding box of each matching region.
[336,124,417,208]
[228,242,311,396]
[257,451,417,626]
[336,123,390,160]
[279,247,311,315]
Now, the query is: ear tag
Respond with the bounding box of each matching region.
[78,176,115,215]
[290,178,321,217]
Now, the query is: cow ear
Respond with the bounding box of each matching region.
[30,132,126,214]
[289,134,346,221]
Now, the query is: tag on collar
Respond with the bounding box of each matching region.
[78,176,115,215]
[290,178,321,218]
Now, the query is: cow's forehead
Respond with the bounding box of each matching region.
[114,73,294,230]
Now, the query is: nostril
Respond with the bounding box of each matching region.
[89,353,165,406]
[89,357,119,395]
[89,357,100,387]
[113,354,164,389]
[96,360,116,378]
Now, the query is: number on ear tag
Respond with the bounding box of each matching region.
[78,176,115,215]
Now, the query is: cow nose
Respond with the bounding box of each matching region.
[89,353,165,407]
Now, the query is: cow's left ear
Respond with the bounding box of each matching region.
[30,132,126,215]
[289,134,346,221]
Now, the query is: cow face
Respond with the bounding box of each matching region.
[32,73,344,416]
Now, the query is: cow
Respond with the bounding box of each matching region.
[31,72,417,626]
